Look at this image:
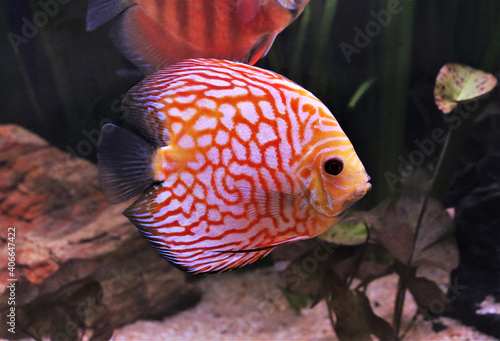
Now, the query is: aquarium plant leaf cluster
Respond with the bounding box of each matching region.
[277,194,458,341]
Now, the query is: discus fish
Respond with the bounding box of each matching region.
[98,59,370,273]
[87,0,310,75]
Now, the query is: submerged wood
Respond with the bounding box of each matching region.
[0,124,201,340]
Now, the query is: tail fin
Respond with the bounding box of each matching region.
[86,0,133,31]
[97,123,156,204]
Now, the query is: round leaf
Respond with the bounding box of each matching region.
[434,63,497,114]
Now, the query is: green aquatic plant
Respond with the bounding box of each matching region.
[278,192,457,341]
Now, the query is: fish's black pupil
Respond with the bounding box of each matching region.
[324,158,343,176]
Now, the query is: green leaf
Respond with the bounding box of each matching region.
[347,77,377,110]
[280,288,312,313]
[434,63,497,114]
[318,215,368,246]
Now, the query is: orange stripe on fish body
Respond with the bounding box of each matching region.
[87,0,310,74]
[98,59,370,273]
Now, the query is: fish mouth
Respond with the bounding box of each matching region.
[357,181,372,194]
[336,180,371,215]
[353,173,371,198]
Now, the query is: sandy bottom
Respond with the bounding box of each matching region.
[113,267,497,341]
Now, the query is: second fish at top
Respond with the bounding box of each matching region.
[87,0,310,74]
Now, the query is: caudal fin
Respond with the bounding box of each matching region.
[97,123,156,204]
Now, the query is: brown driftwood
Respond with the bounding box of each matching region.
[0,124,201,340]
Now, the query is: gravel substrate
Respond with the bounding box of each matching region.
[113,267,497,340]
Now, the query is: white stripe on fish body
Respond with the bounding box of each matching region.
[205,87,249,98]
[196,98,217,110]
[187,75,233,87]
[167,107,197,120]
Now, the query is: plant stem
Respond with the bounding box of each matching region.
[326,294,336,331]
[392,123,453,340]
[400,311,419,341]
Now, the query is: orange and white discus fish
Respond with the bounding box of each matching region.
[98,59,370,273]
[87,0,310,75]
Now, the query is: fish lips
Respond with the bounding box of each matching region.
[337,180,372,214]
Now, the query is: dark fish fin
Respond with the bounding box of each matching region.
[108,13,156,74]
[247,33,277,65]
[237,0,265,22]
[87,0,155,74]
[97,123,156,204]
[86,0,134,31]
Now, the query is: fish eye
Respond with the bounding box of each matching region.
[324,158,344,176]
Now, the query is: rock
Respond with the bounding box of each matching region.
[0,125,201,340]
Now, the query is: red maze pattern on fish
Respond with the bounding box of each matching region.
[123,60,350,272]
